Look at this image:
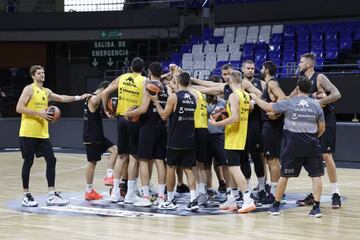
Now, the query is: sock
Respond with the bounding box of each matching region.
[242,191,251,201]
[106,169,113,178]
[127,180,136,197]
[113,178,121,192]
[273,200,280,208]
[143,185,150,197]
[135,178,140,191]
[23,192,30,196]
[158,184,165,197]
[226,187,231,193]
[246,179,251,191]
[271,182,278,195]
[331,182,340,194]
[167,191,175,202]
[231,189,238,197]
[86,184,93,192]
[257,177,266,191]
[197,183,206,195]
[190,190,196,202]
[314,201,320,209]
[48,190,55,196]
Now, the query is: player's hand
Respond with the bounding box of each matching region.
[104,110,114,119]
[124,111,131,121]
[249,93,258,100]
[147,91,159,102]
[209,115,217,126]
[80,93,92,100]
[267,111,279,120]
[38,110,53,121]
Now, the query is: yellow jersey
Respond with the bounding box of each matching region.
[193,89,208,129]
[19,83,49,138]
[116,72,145,116]
[224,89,250,150]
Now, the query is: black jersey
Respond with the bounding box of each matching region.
[167,90,196,149]
[223,84,233,101]
[249,78,263,121]
[261,78,284,126]
[83,95,104,143]
[143,82,169,125]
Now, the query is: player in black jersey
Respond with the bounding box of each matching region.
[124,62,170,207]
[260,61,286,203]
[83,81,118,201]
[291,53,342,208]
[149,72,199,212]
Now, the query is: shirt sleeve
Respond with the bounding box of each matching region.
[272,99,291,113]
[315,103,325,122]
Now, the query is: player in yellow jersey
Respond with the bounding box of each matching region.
[209,70,256,214]
[101,57,146,204]
[16,65,90,207]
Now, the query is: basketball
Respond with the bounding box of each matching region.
[127,105,140,122]
[106,97,118,115]
[46,106,61,123]
[211,108,229,122]
[146,80,163,95]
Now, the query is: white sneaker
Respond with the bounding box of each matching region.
[219,195,237,211]
[133,196,152,207]
[22,193,38,207]
[158,200,177,210]
[238,198,256,213]
[124,194,142,204]
[46,192,70,206]
[153,196,166,206]
[110,189,123,203]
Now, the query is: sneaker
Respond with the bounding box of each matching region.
[110,189,124,203]
[218,181,227,193]
[331,193,341,209]
[219,195,237,211]
[158,200,177,210]
[197,193,210,206]
[309,207,322,218]
[265,183,271,194]
[258,190,267,203]
[124,194,142,204]
[119,182,128,197]
[153,195,166,206]
[236,191,244,203]
[268,206,280,216]
[133,196,152,207]
[186,199,199,212]
[207,188,217,198]
[296,193,314,206]
[176,183,190,193]
[85,189,103,201]
[104,176,114,186]
[261,192,275,205]
[46,192,70,206]
[238,198,256,213]
[22,193,38,207]
[281,194,288,204]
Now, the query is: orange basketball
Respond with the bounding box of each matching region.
[46,106,61,123]
[127,105,140,122]
[211,108,228,122]
[146,80,163,95]
[106,97,118,115]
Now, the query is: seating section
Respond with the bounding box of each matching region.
[165,21,360,78]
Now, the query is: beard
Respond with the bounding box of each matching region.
[260,72,266,80]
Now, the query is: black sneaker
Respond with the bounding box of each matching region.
[176,184,190,193]
[268,206,280,216]
[261,193,275,205]
[331,193,341,209]
[258,190,267,203]
[207,188,217,198]
[236,191,243,202]
[309,207,322,218]
[296,193,314,206]
[186,199,199,212]
[265,183,271,194]
[218,181,227,193]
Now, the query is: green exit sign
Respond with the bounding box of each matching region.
[90,40,129,68]
[100,30,122,39]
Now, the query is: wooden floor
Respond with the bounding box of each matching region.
[0,151,360,240]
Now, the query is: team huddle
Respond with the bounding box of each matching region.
[16,52,342,217]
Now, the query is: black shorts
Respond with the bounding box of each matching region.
[85,138,114,162]
[166,149,196,168]
[225,149,247,166]
[281,155,324,178]
[19,137,55,160]
[207,133,227,166]
[137,124,167,160]
[117,116,141,155]
[262,122,283,158]
[195,128,208,163]
[245,113,263,152]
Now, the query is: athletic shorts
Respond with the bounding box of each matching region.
[117,116,141,155]
[19,137,55,160]
[225,149,247,166]
[85,137,114,162]
[281,155,324,178]
[262,122,283,158]
[320,111,336,153]
[195,128,208,163]
[166,149,196,168]
[137,124,167,160]
[207,133,227,166]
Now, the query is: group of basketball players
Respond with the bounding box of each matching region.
[16,52,342,217]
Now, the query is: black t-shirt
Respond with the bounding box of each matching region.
[83,95,104,143]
